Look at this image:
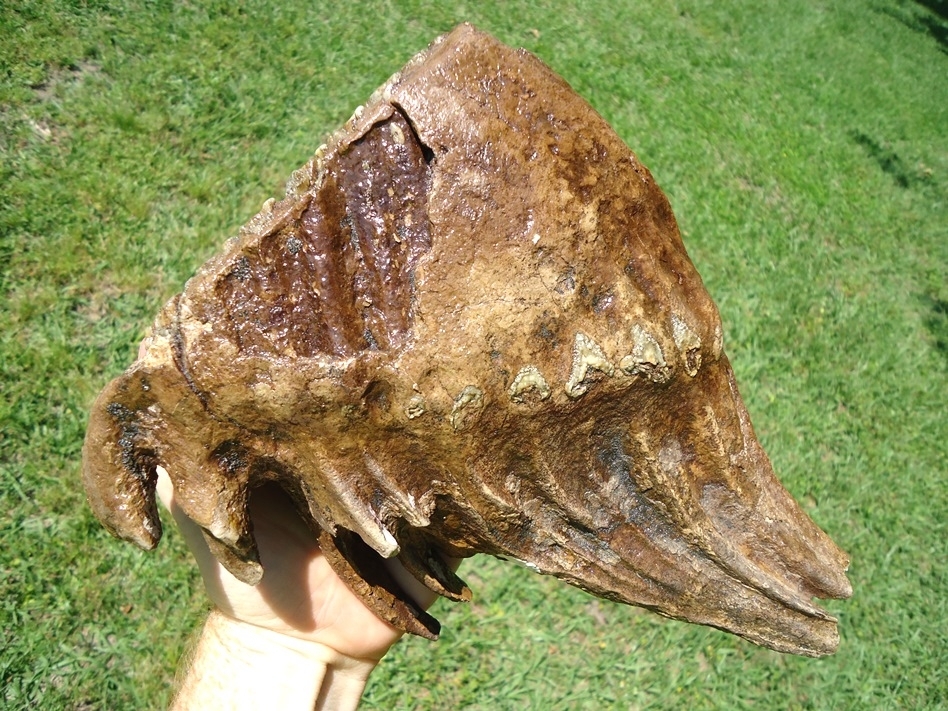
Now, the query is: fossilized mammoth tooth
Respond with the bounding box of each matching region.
[82,24,851,657]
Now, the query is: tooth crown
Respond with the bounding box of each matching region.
[508,365,552,403]
[82,24,850,657]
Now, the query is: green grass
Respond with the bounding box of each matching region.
[2,0,946,708]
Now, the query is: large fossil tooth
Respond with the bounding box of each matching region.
[82,24,851,656]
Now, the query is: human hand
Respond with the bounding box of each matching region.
[156,467,455,709]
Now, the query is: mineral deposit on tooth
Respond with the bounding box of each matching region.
[82,24,851,656]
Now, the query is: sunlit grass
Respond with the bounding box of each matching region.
[2,0,946,708]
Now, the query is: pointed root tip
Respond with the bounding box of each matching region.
[403,611,441,640]
[397,543,472,602]
[202,530,265,586]
[319,527,444,641]
[120,515,162,551]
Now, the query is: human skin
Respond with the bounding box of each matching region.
[158,468,450,710]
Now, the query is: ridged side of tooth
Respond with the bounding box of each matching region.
[654,439,827,620]
[202,529,263,585]
[363,452,431,528]
[318,457,401,558]
[205,494,261,579]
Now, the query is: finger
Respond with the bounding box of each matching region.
[154,464,175,510]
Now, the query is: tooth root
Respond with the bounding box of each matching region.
[319,528,441,640]
[506,497,844,657]
[655,442,828,620]
[405,394,426,419]
[317,457,401,558]
[202,528,263,585]
[81,372,163,551]
[707,534,829,620]
[396,532,471,602]
[745,458,853,600]
[363,453,431,528]
[721,365,853,600]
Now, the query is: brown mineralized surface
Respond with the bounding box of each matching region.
[82,24,851,656]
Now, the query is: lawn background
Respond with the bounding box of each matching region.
[1,0,946,708]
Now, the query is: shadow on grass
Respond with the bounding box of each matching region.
[850,131,916,187]
[915,1,948,49]
[914,0,948,20]
[880,0,948,53]
[921,294,948,367]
